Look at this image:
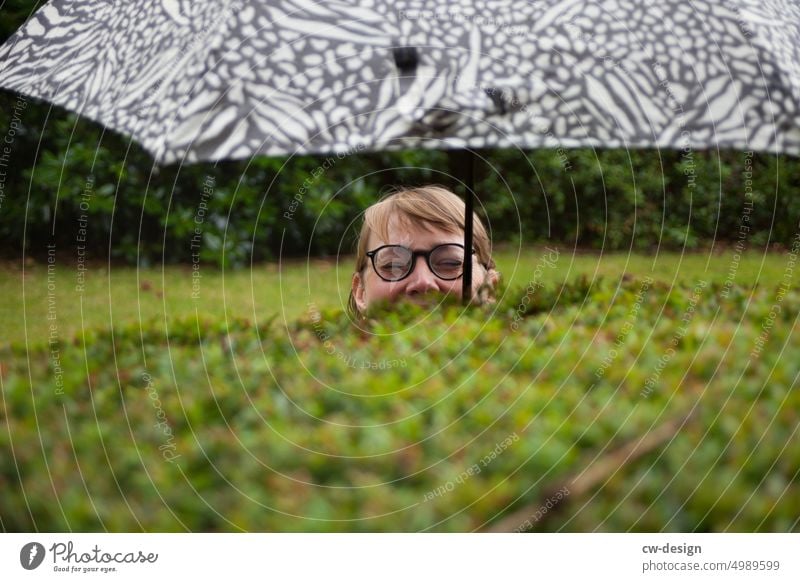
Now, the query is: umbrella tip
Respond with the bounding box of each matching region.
[392,46,418,74]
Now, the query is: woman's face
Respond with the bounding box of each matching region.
[351,214,496,313]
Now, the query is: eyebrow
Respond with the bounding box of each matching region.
[381,242,459,250]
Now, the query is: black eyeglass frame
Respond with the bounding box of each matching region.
[365,243,477,283]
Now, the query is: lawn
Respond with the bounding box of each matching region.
[0,246,790,348]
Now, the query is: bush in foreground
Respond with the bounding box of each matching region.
[1,278,799,531]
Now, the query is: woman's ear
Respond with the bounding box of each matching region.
[351,271,367,313]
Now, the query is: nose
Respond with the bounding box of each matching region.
[404,255,439,295]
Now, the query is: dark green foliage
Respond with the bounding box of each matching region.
[2,278,798,531]
[478,148,799,252]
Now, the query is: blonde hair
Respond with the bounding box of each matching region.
[348,185,496,315]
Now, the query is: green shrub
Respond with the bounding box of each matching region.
[2,278,798,531]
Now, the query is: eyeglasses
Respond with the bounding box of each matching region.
[365,243,474,282]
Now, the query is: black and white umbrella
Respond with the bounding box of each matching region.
[2,0,800,295]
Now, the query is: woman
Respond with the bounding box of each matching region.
[349,186,499,316]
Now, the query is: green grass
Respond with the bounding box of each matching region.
[0,247,792,349]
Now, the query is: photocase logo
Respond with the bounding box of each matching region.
[20,542,46,570]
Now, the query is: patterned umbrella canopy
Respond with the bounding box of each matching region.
[2,0,800,165]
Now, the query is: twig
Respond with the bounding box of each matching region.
[485,408,696,533]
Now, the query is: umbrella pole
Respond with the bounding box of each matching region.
[461,149,476,305]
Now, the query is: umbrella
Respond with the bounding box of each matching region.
[2,0,800,299]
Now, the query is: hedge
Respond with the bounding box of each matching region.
[2,278,798,531]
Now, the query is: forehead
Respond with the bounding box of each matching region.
[368,213,463,249]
